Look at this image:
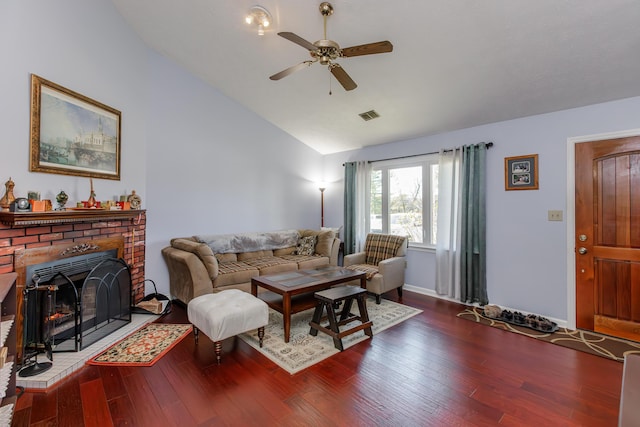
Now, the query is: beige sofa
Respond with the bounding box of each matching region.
[162,229,340,304]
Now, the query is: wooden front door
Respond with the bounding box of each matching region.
[575,136,640,341]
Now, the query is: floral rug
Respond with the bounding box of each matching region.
[458,307,640,362]
[239,298,422,374]
[87,323,192,367]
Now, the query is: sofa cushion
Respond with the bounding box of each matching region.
[244,257,298,275]
[215,253,237,263]
[273,247,296,256]
[280,254,328,270]
[295,236,316,255]
[170,238,218,280]
[238,250,274,261]
[214,262,259,288]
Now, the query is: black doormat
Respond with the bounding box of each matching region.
[458,307,640,362]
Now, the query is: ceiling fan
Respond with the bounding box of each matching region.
[269,2,393,91]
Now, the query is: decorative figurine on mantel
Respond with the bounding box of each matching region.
[127,190,142,210]
[0,177,16,212]
[55,190,69,210]
[86,178,96,208]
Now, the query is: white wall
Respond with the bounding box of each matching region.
[2,0,325,298]
[144,52,324,293]
[324,96,640,322]
[1,0,148,204]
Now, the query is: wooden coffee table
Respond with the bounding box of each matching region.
[251,266,366,343]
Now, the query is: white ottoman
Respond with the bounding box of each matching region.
[187,289,269,364]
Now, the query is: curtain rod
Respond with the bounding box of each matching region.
[342,142,493,166]
[368,141,493,164]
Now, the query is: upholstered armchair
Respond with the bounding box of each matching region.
[344,234,408,304]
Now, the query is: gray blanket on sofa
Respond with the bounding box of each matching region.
[194,230,299,254]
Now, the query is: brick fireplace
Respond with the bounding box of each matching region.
[0,209,146,360]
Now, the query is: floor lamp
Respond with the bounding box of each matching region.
[319,186,326,227]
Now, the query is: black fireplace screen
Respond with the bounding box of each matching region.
[22,255,132,363]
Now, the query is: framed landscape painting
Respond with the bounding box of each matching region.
[30,74,121,180]
[504,154,538,190]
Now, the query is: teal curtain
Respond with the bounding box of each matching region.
[460,143,488,304]
[343,162,357,255]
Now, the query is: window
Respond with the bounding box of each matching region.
[369,155,439,247]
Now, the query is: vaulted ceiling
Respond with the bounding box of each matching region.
[111,1,640,154]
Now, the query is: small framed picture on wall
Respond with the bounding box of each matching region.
[504,154,538,190]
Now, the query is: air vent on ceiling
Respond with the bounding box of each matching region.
[359,110,380,121]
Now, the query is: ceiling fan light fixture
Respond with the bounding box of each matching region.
[245,5,272,36]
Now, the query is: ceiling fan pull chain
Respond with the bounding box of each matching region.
[329,72,332,95]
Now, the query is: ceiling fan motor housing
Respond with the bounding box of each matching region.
[312,39,340,65]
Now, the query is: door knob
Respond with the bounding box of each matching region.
[578,247,588,255]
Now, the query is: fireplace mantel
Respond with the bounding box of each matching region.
[0,210,146,310]
[0,209,145,226]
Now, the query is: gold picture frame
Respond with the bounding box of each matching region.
[30,74,121,180]
[504,154,538,191]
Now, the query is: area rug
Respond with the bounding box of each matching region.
[458,307,640,362]
[86,323,192,367]
[239,298,422,374]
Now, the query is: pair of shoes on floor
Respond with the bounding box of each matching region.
[525,313,556,331]
[500,309,524,323]
[501,309,526,324]
[500,309,555,331]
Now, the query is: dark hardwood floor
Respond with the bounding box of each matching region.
[12,291,623,426]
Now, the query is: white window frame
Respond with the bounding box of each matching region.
[369,154,439,249]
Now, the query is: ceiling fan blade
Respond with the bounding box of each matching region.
[330,64,357,91]
[269,61,314,81]
[341,41,393,57]
[278,32,318,52]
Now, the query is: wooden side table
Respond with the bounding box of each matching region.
[309,285,372,351]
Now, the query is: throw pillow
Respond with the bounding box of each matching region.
[314,229,336,257]
[295,236,317,256]
[321,226,342,239]
[364,234,406,266]
[298,229,336,257]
